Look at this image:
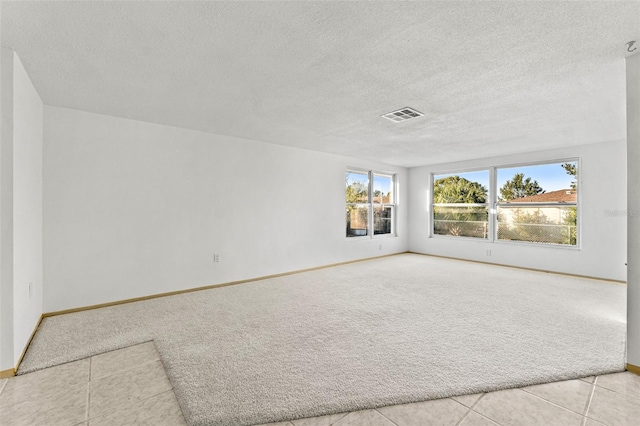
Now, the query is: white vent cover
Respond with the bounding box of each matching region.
[381,107,424,122]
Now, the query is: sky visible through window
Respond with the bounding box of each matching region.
[373,174,392,195]
[346,173,393,196]
[498,162,576,192]
[435,162,576,194]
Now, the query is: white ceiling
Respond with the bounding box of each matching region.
[2,1,639,167]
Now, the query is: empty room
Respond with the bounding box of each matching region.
[1,1,639,426]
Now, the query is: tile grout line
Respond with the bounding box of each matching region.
[0,378,7,397]
[592,374,640,396]
[90,355,161,381]
[517,387,588,417]
[453,408,472,426]
[452,396,476,426]
[469,393,486,410]
[580,376,598,426]
[373,407,401,426]
[466,394,505,426]
[86,356,92,422]
[295,412,348,426]
[87,388,178,424]
[328,412,349,425]
[140,388,177,404]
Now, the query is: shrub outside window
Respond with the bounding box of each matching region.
[432,171,489,239]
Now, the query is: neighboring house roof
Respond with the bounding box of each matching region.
[507,189,576,203]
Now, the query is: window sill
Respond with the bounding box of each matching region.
[493,239,581,250]
[346,234,397,241]
[429,234,581,250]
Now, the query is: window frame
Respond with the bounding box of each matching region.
[430,167,491,241]
[494,158,580,248]
[430,158,581,249]
[346,168,397,239]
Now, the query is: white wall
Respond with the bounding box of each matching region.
[627,53,640,368]
[408,140,627,281]
[13,54,43,363]
[0,48,43,372]
[43,106,408,312]
[0,47,16,372]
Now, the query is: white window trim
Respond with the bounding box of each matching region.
[431,169,490,241]
[346,169,397,239]
[430,158,580,249]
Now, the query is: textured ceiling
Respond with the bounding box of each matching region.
[2,1,639,167]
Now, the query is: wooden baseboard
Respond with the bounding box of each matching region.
[44,252,406,318]
[6,251,634,379]
[13,314,44,375]
[407,252,626,284]
[16,253,403,374]
[0,368,15,378]
[627,363,640,376]
[45,251,624,319]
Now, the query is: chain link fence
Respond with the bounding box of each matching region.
[497,205,577,246]
[434,220,577,245]
[433,220,488,238]
[497,222,576,245]
[433,205,577,246]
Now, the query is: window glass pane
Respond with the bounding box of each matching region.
[497,205,577,245]
[432,170,488,239]
[373,174,393,204]
[433,171,489,204]
[346,206,369,237]
[374,205,393,235]
[497,161,577,202]
[433,205,488,238]
[496,161,577,245]
[346,171,369,203]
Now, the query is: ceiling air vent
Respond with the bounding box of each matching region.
[381,107,424,123]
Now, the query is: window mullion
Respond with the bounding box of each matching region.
[488,167,496,242]
[368,171,374,238]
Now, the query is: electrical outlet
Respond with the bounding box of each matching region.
[486,249,491,256]
[379,244,382,250]
[29,282,32,298]
[213,253,220,263]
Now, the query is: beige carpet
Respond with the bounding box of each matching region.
[19,254,626,426]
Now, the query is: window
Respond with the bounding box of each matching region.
[431,160,578,246]
[346,170,395,238]
[346,171,369,237]
[373,174,394,235]
[432,170,489,239]
[496,161,578,246]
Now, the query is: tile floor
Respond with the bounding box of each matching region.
[0,342,184,426]
[1,342,638,426]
